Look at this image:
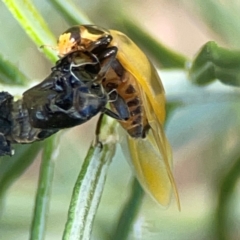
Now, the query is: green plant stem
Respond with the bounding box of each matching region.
[63,116,117,240]
[216,155,240,240]
[0,143,43,212]
[48,0,92,25]
[2,0,57,62]
[30,135,59,240]
[112,178,144,240]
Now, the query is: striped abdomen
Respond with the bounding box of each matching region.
[102,59,149,138]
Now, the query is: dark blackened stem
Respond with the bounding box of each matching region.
[95,113,104,137]
[94,113,104,146]
[7,100,42,144]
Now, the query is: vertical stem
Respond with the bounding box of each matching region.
[0,143,42,214]
[2,0,57,62]
[215,155,240,240]
[63,116,117,240]
[30,135,59,240]
[112,178,144,240]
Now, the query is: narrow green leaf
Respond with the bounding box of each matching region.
[48,0,92,25]
[0,54,28,85]
[215,154,240,240]
[63,116,117,240]
[30,135,60,240]
[2,0,57,62]
[112,178,144,240]
[0,143,43,211]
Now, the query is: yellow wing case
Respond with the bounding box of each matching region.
[110,30,180,209]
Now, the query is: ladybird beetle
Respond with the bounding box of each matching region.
[55,25,180,208]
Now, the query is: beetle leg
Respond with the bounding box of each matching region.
[87,35,113,53]
[97,47,118,79]
[102,108,123,120]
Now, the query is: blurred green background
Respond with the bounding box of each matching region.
[1,0,240,239]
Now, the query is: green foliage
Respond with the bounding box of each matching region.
[0,55,28,85]
[0,1,240,240]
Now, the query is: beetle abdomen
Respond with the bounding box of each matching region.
[102,60,149,138]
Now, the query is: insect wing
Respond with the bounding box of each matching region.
[110,30,180,207]
[125,129,172,206]
[142,90,179,208]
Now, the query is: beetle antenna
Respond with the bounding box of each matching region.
[40,44,57,51]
